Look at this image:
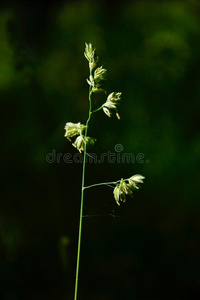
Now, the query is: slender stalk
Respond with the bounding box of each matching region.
[91,105,104,114]
[74,82,92,300]
[84,181,118,189]
[84,177,133,190]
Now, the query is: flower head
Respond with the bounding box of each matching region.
[64,122,86,141]
[84,43,98,71]
[86,66,107,93]
[103,92,122,119]
[86,75,95,87]
[72,135,96,153]
[113,185,125,206]
[94,66,107,83]
[119,179,132,195]
[113,175,145,205]
[128,174,145,190]
[113,179,132,205]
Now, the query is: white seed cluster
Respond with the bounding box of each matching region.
[72,135,96,153]
[113,175,145,205]
[103,92,122,118]
[64,122,86,141]
[85,43,121,119]
[84,43,98,71]
[64,122,96,153]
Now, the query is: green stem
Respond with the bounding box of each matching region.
[91,105,104,114]
[84,177,132,190]
[74,84,92,300]
[84,181,118,189]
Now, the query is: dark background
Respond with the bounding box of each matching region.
[1,0,200,299]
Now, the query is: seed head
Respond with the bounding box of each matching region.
[113,175,145,205]
[94,66,107,83]
[86,66,107,93]
[72,135,96,153]
[119,179,133,195]
[84,43,98,71]
[103,92,122,118]
[113,185,124,206]
[86,75,95,87]
[64,122,86,141]
[128,174,145,190]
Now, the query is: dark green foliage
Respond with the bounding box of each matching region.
[1,1,200,299]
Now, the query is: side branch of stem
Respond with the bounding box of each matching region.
[84,180,120,189]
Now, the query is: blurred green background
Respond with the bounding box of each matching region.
[1,0,200,299]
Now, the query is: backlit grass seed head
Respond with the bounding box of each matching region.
[113,175,145,205]
[113,185,124,206]
[86,75,95,87]
[108,92,121,101]
[84,43,98,71]
[128,174,145,190]
[103,92,122,119]
[94,66,107,83]
[113,179,131,206]
[72,135,96,153]
[86,66,107,93]
[64,122,86,141]
[102,107,111,117]
[119,179,133,195]
[113,182,131,206]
